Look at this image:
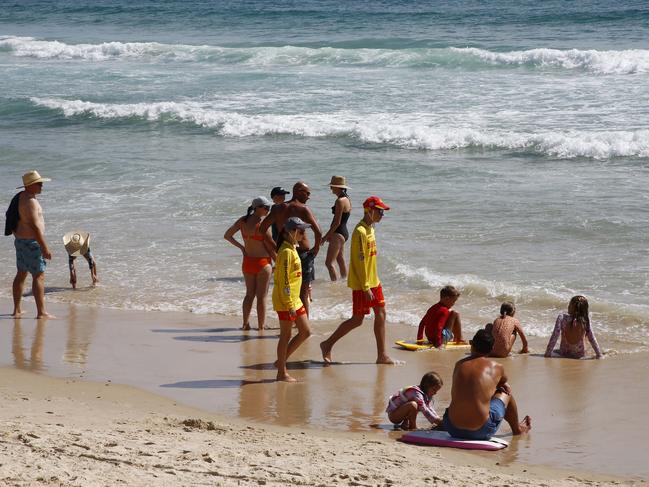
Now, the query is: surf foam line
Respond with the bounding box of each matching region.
[29,97,649,159]
[3,36,649,74]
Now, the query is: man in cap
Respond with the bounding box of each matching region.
[260,181,322,316]
[63,231,98,289]
[269,186,290,243]
[5,171,54,318]
[320,196,397,364]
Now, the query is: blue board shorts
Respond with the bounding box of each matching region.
[443,397,506,440]
[15,238,47,275]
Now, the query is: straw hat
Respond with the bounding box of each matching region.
[17,170,51,189]
[328,175,350,189]
[63,231,90,257]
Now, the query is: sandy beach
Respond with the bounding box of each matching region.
[1,297,648,485]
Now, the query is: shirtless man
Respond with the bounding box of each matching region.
[8,171,55,319]
[260,181,322,315]
[443,329,531,440]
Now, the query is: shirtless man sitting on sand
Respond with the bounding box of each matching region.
[443,329,531,440]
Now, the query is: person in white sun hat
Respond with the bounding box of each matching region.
[5,170,55,319]
[63,230,98,289]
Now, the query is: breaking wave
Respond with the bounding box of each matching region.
[29,97,649,159]
[2,36,649,74]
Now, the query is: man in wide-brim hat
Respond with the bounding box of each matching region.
[5,170,55,318]
[63,230,98,289]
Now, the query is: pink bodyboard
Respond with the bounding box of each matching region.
[399,430,508,451]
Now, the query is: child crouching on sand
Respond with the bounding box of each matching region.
[386,372,443,430]
[416,285,465,347]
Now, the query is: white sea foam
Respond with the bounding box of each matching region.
[452,47,649,75]
[3,36,649,74]
[30,97,649,159]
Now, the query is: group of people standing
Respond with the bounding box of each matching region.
[224,177,397,381]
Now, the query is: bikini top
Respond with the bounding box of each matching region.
[242,222,265,241]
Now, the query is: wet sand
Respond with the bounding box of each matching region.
[1,297,648,481]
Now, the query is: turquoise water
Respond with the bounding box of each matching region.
[1,1,649,347]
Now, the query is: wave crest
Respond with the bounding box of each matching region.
[3,36,649,73]
[29,97,649,159]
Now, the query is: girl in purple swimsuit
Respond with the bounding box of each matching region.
[544,295,603,359]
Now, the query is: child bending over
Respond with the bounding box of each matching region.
[386,371,443,430]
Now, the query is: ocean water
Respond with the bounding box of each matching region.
[1,1,649,350]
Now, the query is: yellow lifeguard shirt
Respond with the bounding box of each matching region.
[272,241,304,312]
[347,219,380,291]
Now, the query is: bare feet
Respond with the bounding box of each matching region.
[513,415,532,435]
[11,310,23,318]
[376,355,404,365]
[36,312,56,319]
[276,373,298,382]
[320,341,332,365]
[242,323,251,331]
[257,325,265,331]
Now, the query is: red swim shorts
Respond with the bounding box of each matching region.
[276,306,307,322]
[352,285,385,316]
[242,256,272,274]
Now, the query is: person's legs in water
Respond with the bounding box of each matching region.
[254,264,272,330]
[320,314,364,364]
[495,391,532,435]
[33,272,54,319]
[276,318,296,382]
[12,270,28,317]
[242,272,257,330]
[325,233,345,281]
[373,305,396,364]
[285,312,311,361]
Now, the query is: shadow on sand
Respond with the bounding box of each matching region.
[173,334,278,343]
[160,378,277,389]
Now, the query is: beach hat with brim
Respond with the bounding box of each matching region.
[17,170,51,189]
[328,175,351,189]
[63,231,90,257]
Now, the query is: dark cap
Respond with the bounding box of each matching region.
[271,186,290,197]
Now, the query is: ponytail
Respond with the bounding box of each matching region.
[242,205,254,222]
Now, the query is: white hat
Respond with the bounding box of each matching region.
[63,231,90,256]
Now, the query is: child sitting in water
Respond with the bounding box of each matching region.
[544,295,603,359]
[485,302,529,357]
[416,285,465,347]
[386,371,443,430]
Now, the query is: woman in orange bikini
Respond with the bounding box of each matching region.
[224,196,276,330]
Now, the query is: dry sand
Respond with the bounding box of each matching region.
[0,367,637,487]
[1,297,648,485]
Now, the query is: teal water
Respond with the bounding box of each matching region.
[1,1,649,349]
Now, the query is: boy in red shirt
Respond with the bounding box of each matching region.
[416,285,465,347]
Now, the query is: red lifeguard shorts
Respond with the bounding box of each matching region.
[352,285,385,316]
[276,306,307,322]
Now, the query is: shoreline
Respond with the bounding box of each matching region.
[1,297,648,482]
[0,367,636,486]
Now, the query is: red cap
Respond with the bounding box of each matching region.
[362,196,390,211]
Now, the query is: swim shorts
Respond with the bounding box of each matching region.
[442,397,506,440]
[298,250,315,284]
[15,238,46,275]
[276,306,307,322]
[242,256,272,274]
[352,285,385,316]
